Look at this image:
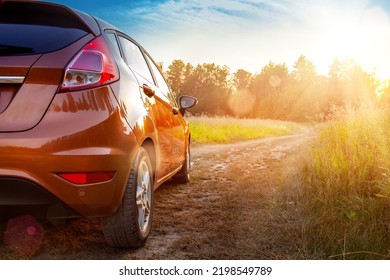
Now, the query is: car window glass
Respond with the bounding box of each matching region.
[105,32,121,58]
[0,2,89,55]
[118,36,154,83]
[145,55,171,98]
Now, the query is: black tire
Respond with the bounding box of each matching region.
[101,147,153,248]
[172,144,190,184]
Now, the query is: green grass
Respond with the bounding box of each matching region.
[300,106,390,259]
[188,116,301,145]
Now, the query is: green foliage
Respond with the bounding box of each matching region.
[232,69,253,91]
[248,62,290,119]
[188,116,297,144]
[292,55,317,83]
[300,106,390,259]
[168,61,232,115]
[165,56,384,121]
[166,59,186,95]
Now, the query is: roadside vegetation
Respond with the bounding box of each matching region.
[298,105,390,259]
[188,116,300,145]
[165,56,390,122]
[164,54,390,259]
[2,55,390,259]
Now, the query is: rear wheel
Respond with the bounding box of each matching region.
[172,143,190,184]
[102,147,153,248]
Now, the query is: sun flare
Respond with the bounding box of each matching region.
[310,5,390,78]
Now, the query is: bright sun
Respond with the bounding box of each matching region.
[311,5,390,80]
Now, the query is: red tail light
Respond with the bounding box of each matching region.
[59,36,119,92]
[57,171,116,185]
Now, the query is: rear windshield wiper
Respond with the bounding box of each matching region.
[0,44,34,55]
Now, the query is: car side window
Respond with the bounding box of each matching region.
[145,55,172,98]
[118,36,154,83]
[145,55,179,107]
[105,32,121,58]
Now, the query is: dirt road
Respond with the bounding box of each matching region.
[0,132,314,259]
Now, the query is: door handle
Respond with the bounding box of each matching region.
[141,84,155,97]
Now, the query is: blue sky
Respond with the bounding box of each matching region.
[49,0,390,78]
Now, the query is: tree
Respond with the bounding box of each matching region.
[287,55,327,120]
[232,69,253,91]
[164,56,382,120]
[291,55,317,84]
[249,61,289,119]
[225,69,254,117]
[165,59,186,96]
[328,59,375,106]
[179,63,231,115]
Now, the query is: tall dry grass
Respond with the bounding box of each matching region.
[300,105,390,259]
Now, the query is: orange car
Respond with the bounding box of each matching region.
[0,0,197,248]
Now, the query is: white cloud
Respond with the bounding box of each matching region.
[113,0,390,76]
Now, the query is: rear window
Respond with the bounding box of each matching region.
[0,2,90,55]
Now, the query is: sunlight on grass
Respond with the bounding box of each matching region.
[300,105,390,259]
[188,116,301,145]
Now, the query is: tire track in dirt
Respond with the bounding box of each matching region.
[0,131,315,259]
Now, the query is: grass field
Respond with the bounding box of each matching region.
[188,116,301,145]
[299,106,390,259]
[4,112,390,260]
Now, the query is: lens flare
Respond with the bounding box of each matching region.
[4,215,44,257]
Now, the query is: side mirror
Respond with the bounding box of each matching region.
[178,95,198,115]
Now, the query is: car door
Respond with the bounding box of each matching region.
[116,35,174,178]
[144,55,186,171]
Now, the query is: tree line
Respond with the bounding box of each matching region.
[164,55,390,121]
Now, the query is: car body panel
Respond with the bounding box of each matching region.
[0,33,95,132]
[0,87,138,217]
[0,0,194,220]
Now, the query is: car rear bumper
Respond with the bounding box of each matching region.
[0,86,139,218]
[0,177,80,219]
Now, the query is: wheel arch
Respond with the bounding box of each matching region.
[141,138,156,184]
